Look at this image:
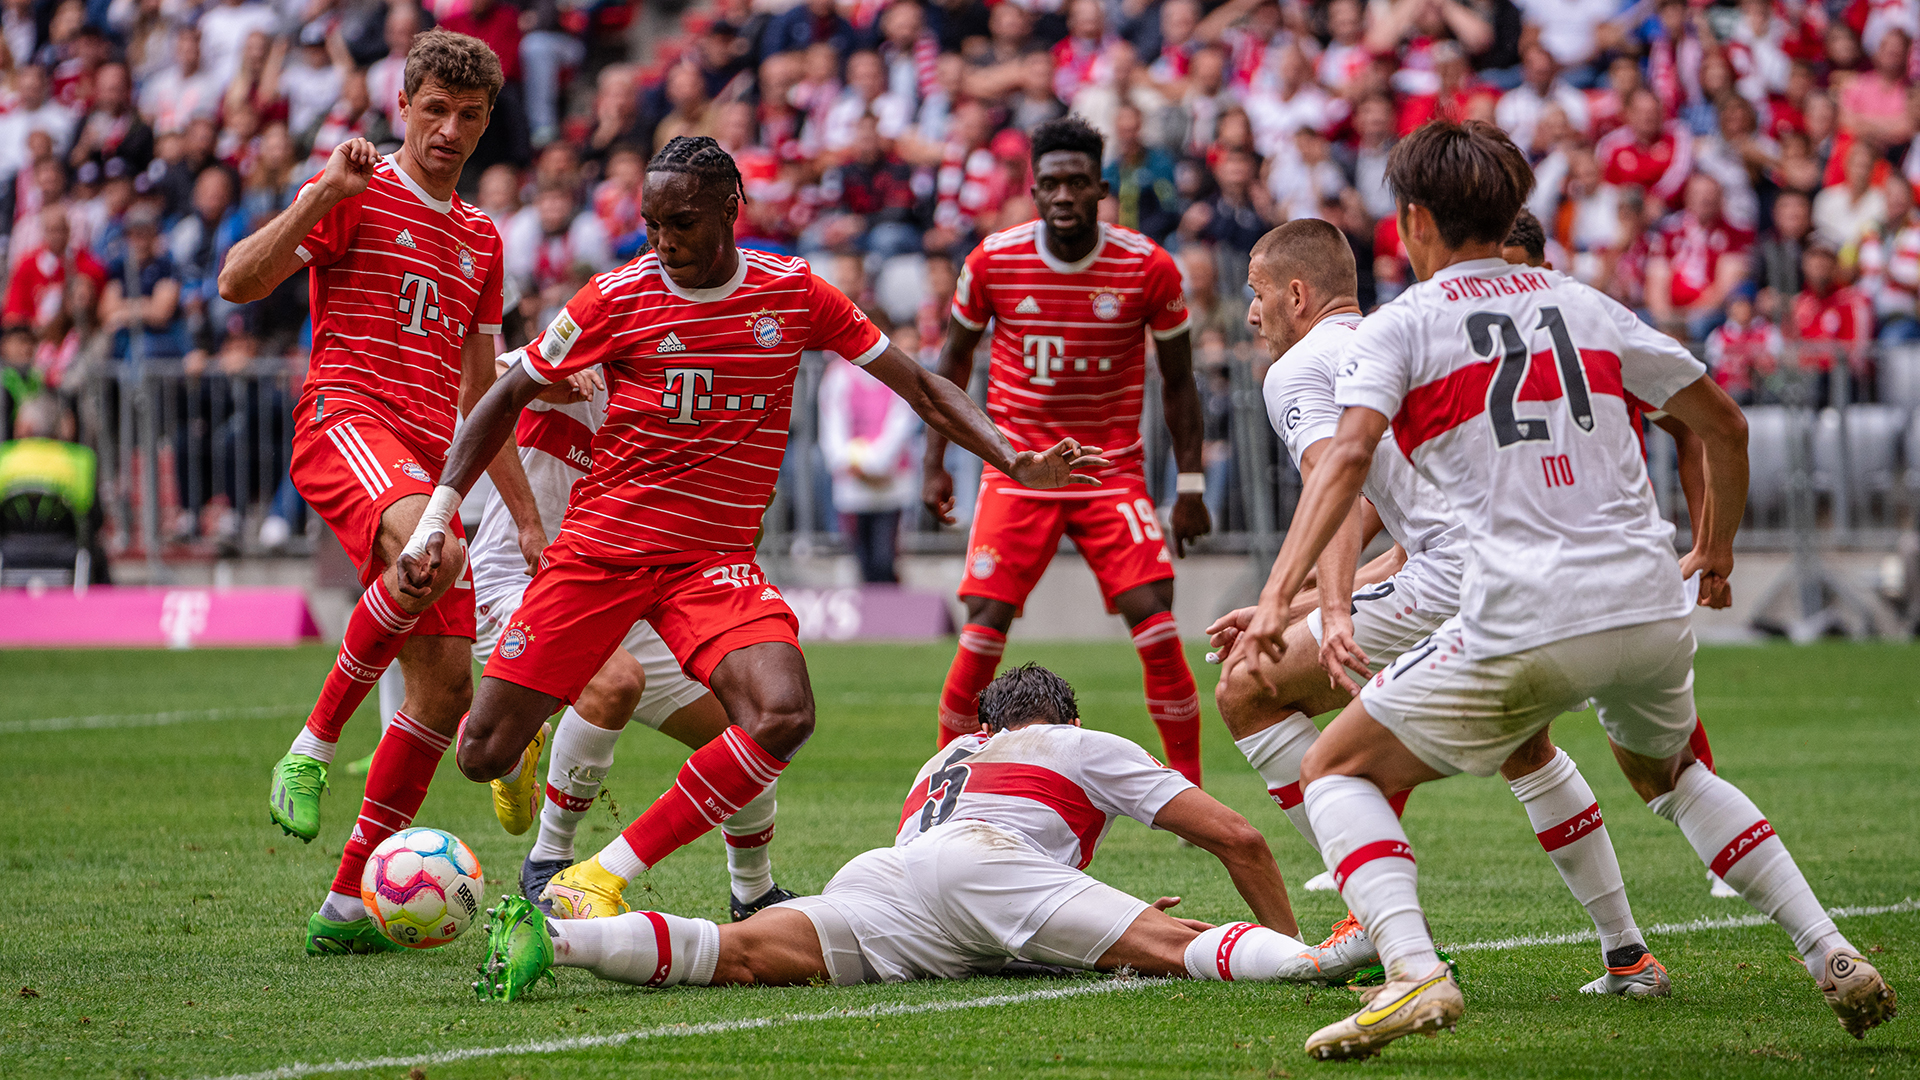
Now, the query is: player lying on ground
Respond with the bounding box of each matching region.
[1221,119,1896,1061]
[1206,218,1687,997]
[476,663,1359,999]
[401,136,1112,923]
[923,116,1210,786]
[465,361,794,918]
[218,30,547,955]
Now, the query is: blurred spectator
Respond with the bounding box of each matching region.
[505,181,611,320]
[0,66,76,178]
[366,5,423,142]
[1839,27,1914,151]
[1704,292,1779,405]
[4,204,104,335]
[1691,94,1774,231]
[140,29,222,138]
[101,203,184,359]
[520,3,585,148]
[1755,190,1812,319]
[2,324,41,409]
[168,166,243,350]
[765,0,856,60]
[70,62,154,175]
[1597,87,1692,206]
[1646,174,1752,341]
[1496,45,1589,156]
[1104,104,1178,241]
[1790,238,1875,400]
[1814,140,1888,248]
[197,0,278,86]
[809,114,921,259]
[279,25,349,138]
[1852,172,1920,344]
[818,352,916,583]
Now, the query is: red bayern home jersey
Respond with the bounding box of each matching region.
[295,156,505,467]
[517,249,887,563]
[951,221,1189,492]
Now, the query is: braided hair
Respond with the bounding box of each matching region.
[647,136,746,203]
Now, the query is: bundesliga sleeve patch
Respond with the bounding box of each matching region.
[541,309,581,363]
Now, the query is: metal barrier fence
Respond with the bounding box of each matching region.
[34,342,1920,580]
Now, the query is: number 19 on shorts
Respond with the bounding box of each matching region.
[1115,498,1163,543]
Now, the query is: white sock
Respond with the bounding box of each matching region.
[319,889,364,922]
[1234,712,1321,852]
[1649,762,1850,974]
[1304,774,1440,982]
[549,910,720,986]
[1509,750,1644,959]
[722,779,778,902]
[596,835,644,880]
[289,725,337,764]
[529,708,622,863]
[1183,922,1310,980]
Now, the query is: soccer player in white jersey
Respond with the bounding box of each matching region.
[475,664,1336,999]
[1207,219,1670,998]
[1222,121,1896,1060]
[465,364,795,919]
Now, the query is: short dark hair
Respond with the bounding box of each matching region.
[404,28,506,105]
[1252,218,1358,302]
[1384,120,1534,249]
[1030,114,1104,168]
[648,135,745,200]
[976,663,1079,733]
[1503,207,1546,262]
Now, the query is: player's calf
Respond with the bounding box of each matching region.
[458,676,561,781]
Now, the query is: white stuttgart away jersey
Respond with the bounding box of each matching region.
[468,385,606,606]
[895,724,1193,870]
[1335,257,1707,659]
[1262,310,1467,612]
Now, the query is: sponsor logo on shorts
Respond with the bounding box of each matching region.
[969,546,998,579]
[1089,290,1122,320]
[499,623,533,659]
[395,458,432,483]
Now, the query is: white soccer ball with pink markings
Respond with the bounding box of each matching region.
[359,827,484,948]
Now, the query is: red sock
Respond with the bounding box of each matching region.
[1133,612,1202,786]
[329,710,450,897]
[307,583,417,743]
[1388,789,1412,816]
[612,727,787,872]
[937,624,1005,748]
[1689,715,1715,772]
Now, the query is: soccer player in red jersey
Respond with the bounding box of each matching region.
[219,30,544,954]
[406,136,1105,919]
[921,116,1211,784]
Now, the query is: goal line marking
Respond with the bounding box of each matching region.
[0,705,301,735]
[205,897,1918,1080]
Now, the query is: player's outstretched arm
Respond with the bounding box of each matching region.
[919,321,986,525]
[1151,788,1299,937]
[218,137,378,303]
[865,343,1110,492]
[1655,375,1749,608]
[1154,330,1212,556]
[462,331,547,573]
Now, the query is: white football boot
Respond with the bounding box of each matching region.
[1817,948,1898,1039]
[1304,960,1463,1061]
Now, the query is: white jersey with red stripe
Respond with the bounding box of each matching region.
[895,723,1193,871]
[1334,257,1706,659]
[1261,310,1465,614]
[293,155,506,467]
[514,249,887,563]
[468,390,603,608]
[950,221,1189,495]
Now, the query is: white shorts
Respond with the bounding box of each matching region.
[1305,571,1451,672]
[473,589,707,727]
[1358,615,1698,778]
[774,819,1150,983]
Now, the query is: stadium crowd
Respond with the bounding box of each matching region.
[0,0,1915,549]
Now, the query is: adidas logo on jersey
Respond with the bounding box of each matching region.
[396,229,417,249]
[1015,296,1041,314]
[657,332,687,353]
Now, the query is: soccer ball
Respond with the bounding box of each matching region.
[359,827,485,949]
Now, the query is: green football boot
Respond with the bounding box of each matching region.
[304,911,404,956]
[268,753,329,842]
[476,895,557,1002]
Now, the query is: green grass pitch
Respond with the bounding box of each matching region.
[1,639,1916,1079]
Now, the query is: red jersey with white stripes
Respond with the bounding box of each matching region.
[1334,258,1707,659]
[895,723,1192,870]
[294,155,506,466]
[951,221,1189,493]
[517,249,887,563]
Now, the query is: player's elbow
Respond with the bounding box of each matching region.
[1325,437,1375,482]
[216,265,260,305]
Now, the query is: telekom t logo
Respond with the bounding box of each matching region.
[1021,335,1066,386]
[397,272,441,337]
[662,367,716,425]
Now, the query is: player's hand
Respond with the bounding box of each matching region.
[1222,601,1289,693]
[1169,492,1211,558]
[318,137,379,201]
[922,463,956,525]
[1008,439,1112,491]
[1678,546,1734,609]
[537,366,604,404]
[1317,608,1370,695]
[1205,606,1255,653]
[516,520,549,575]
[396,530,455,599]
[1150,896,1216,932]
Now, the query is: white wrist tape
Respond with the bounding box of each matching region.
[401,485,463,562]
[1176,472,1206,495]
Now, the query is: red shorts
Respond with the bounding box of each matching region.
[482,539,800,702]
[959,478,1174,613]
[290,410,474,638]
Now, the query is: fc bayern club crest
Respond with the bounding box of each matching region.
[1090,290,1122,320]
[969,546,998,579]
[499,624,532,659]
[395,458,432,483]
[746,309,785,348]
[457,246,475,279]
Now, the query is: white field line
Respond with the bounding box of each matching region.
[0,704,301,735]
[202,896,1920,1080]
